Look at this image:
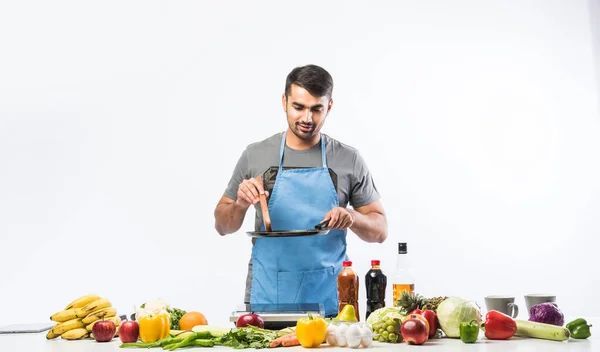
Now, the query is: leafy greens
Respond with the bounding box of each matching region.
[214,326,282,349]
[167,307,187,330]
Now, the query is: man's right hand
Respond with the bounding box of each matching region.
[236,178,269,208]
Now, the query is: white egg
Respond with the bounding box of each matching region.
[326,325,338,346]
[359,326,373,347]
[335,324,349,347]
[346,325,362,348]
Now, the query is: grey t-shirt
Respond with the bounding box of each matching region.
[222,132,381,303]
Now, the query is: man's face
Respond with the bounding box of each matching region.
[282,84,333,141]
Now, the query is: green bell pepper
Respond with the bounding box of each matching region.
[566,318,592,339]
[459,320,479,343]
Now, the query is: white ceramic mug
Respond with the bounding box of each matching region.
[484,295,519,318]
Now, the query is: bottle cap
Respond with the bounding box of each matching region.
[343,260,352,267]
[398,242,407,254]
[371,260,380,266]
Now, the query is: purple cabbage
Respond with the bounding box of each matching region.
[528,302,564,326]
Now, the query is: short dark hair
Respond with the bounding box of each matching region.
[285,64,333,99]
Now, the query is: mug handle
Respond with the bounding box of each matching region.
[508,303,519,318]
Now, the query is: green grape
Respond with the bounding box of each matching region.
[370,316,404,343]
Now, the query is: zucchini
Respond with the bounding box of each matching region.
[170,330,195,338]
[191,325,231,337]
[169,329,185,336]
[514,320,570,341]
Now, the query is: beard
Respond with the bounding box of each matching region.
[290,121,317,140]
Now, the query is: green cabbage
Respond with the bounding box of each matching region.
[366,307,405,327]
[436,297,482,338]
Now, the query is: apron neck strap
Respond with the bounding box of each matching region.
[279,130,327,173]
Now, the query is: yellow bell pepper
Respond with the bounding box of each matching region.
[138,313,170,343]
[296,314,327,348]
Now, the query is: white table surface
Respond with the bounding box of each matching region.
[1,318,596,352]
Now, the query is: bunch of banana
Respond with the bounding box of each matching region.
[47,294,120,341]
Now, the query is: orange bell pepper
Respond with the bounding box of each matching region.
[296,314,327,348]
[138,313,170,343]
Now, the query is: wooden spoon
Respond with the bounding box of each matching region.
[256,176,272,232]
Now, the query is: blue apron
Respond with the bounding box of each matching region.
[250,131,347,317]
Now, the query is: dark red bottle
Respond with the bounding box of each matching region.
[365,260,387,320]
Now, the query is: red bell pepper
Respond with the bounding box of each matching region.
[408,309,423,315]
[482,310,517,340]
[421,310,438,338]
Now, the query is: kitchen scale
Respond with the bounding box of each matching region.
[229,303,324,330]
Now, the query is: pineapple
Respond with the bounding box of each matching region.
[396,291,427,314]
[423,296,448,313]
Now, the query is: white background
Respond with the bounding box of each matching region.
[1,0,599,327]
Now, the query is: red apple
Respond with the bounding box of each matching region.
[118,320,140,343]
[236,313,264,328]
[401,318,429,345]
[93,319,116,342]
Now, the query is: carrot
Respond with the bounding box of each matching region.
[269,333,299,348]
[269,336,284,348]
[281,334,299,347]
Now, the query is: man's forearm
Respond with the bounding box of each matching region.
[214,201,249,236]
[348,209,388,243]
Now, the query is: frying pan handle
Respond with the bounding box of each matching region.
[315,219,330,230]
[256,176,272,232]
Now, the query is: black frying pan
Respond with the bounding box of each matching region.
[246,220,330,238]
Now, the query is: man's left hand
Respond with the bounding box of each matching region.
[322,207,354,230]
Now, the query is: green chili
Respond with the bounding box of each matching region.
[162,343,178,350]
[120,336,182,348]
[167,333,200,351]
[191,339,215,347]
[191,331,213,340]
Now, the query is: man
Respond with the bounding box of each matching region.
[214,64,387,317]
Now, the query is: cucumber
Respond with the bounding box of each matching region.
[514,320,570,341]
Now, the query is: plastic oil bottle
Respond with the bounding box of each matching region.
[365,259,387,320]
[392,242,415,307]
